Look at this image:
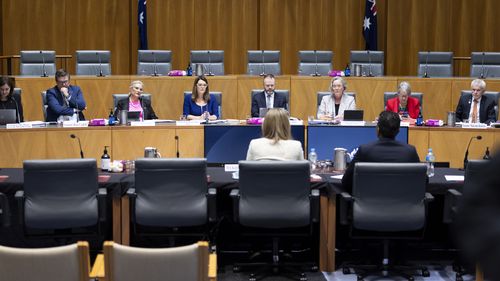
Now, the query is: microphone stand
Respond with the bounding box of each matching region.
[70,134,85,159]
[367,50,374,77]
[175,136,180,158]
[311,50,321,77]
[97,52,105,77]
[423,51,429,78]
[260,50,266,76]
[152,51,159,76]
[480,52,485,79]
[207,51,214,76]
[40,51,48,77]
[463,135,482,170]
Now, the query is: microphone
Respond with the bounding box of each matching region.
[479,52,485,79]
[311,50,321,77]
[40,51,48,77]
[463,135,482,170]
[260,50,266,76]
[97,52,104,77]
[367,50,374,77]
[11,95,21,123]
[175,135,180,158]
[152,51,159,77]
[207,50,214,76]
[70,134,85,159]
[423,51,429,78]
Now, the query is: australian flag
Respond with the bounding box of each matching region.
[363,0,377,50]
[138,0,148,50]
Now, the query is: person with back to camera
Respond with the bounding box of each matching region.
[246,108,304,161]
[114,80,158,120]
[251,74,288,117]
[455,79,497,125]
[0,76,23,122]
[317,76,356,121]
[385,81,421,121]
[183,76,219,120]
[45,69,86,122]
[342,111,420,193]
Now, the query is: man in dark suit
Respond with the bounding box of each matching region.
[251,74,288,117]
[455,79,497,125]
[342,111,420,192]
[46,69,86,122]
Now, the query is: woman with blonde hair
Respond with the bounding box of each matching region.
[114,80,158,120]
[246,108,304,160]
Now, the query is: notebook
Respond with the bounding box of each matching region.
[0,109,17,125]
[343,110,364,121]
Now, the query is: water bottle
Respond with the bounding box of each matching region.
[416,110,423,126]
[309,148,318,171]
[108,109,115,126]
[186,63,193,76]
[425,148,435,177]
[101,146,111,171]
[344,64,351,77]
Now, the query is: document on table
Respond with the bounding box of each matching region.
[445,175,464,181]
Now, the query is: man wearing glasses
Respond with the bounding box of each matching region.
[45,69,86,122]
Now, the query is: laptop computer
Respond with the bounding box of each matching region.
[0,109,17,125]
[127,111,141,122]
[343,110,364,121]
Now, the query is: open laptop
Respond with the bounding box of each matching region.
[0,109,17,125]
[343,110,364,121]
[127,111,141,122]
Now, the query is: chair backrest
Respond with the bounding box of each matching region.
[298,50,333,76]
[383,92,424,111]
[237,160,311,228]
[75,50,112,76]
[470,52,500,78]
[350,50,384,76]
[251,89,289,112]
[316,91,356,107]
[112,94,152,111]
[137,50,172,75]
[41,91,48,121]
[0,241,90,281]
[13,88,21,97]
[23,159,99,229]
[464,160,490,194]
[19,50,56,76]
[190,50,224,75]
[352,162,428,232]
[417,51,453,77]
[0,192,9,227]
[247,50,281,75]
[184,91,222,118]
[103,241,212,281]
[460,90,499,120]
[134,158,208,227]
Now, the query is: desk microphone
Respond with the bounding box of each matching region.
[152,51,159,77]
[260,50,266,76]
[11,96,21,123]
[175,135,180,158]
[423,51,429,78]
[367,50,374,77]
[463,135,482,170]
[70,134,85,159]
[479,52,485,79]
[207,50,214,76]
[97,52,105,77]
[311,50,321,77]
[40,51,48,77]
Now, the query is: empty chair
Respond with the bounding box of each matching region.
[101,241,216,281]
[19,50,56,76]
[350,50,384,76]
[190,50,224,75]
[0,241,92,281]
[137,50,172,75]
[384,91,424,112]
[298,50,333,76]
[417,51,453,77]
[247,50,281,75]
[75,50,111,76]
[460,90,499,121]
[184,91,222,119]
[470,52,500,78]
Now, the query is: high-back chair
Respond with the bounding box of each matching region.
[417,51,453,77]
[350,50,384,76]
[247,50,281,75]
[19,50,56,76]
[190,50,224,75]
[137,50,172,75]
[298,50,333,76]
[76,50,112,76]
[470,52,500,78]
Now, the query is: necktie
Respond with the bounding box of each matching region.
[266,94,272,109]
[471,99,478,123]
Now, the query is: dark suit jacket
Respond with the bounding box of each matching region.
[251,91,288,117]
[114,97,158,120]
[46,85,86,122]
[342,137,421,193]
[455,94,497,124]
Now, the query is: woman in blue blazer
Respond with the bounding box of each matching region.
[183,76,219,120]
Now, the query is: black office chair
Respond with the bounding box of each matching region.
[417,51,453,77]
[15,159,107,241]
[19,50,57,76]
[247,50,281,75]
[76,50,112,76]
[0,192,9,228]
[137,50,172,75]
[350,50,384,76]
[298,50,333,76]
[127,158,216,246]
[339,162,433,281]
[470,52,500,78]
[190,50,225,75]
[230,160,319,281]
[183,91,222,119]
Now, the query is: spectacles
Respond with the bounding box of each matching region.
[57,80,69,84]
[197,84,208,87]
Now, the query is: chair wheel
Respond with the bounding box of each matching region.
[233,265,241,273]
[422,269,430,277]
[249,273,256,281]
[300,277,307,281]
[343,267,351,274]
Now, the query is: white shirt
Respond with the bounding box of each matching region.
[246,138,304,161]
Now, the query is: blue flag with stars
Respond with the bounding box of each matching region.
[138,0,148,50]
[363,0,377,50]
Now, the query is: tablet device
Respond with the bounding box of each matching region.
[343,110,364,121]
[0,109,17,125]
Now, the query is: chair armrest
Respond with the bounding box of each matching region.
[208,253,217,281]
[89,253,105,280]
[443,189,462,224]
[207,188,217,223]
[15,190,24,226]
[310,189,320,223]
[424,192,434,203]
[339,192,354,225]
[126,188,136,198]
[0,193,10,227]
[230,189,240,223]
[97,188,107,222]
[126,188,137,224]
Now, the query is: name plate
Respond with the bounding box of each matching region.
[461,123,488,129]
[63,121,89,127]
[340,121,366,126]
[176,120,203,126]
[130,120,155,126]
[6,122,46,129]
[224,164,239,172]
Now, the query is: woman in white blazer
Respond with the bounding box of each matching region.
[317,77,356,121]
[246,108,304,161]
